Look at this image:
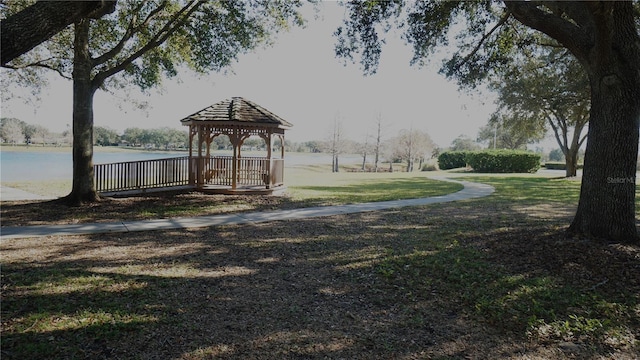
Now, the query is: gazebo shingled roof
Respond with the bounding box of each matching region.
[180,96,293,129]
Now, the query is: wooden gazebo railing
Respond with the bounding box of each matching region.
[94,156,284,194]
[193,156,284,188]
[94,156,190,193]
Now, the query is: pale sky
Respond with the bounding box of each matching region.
[2,2,501,149]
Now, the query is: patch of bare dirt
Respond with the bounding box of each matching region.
[513,203,576,220]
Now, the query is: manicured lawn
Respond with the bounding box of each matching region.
[286,166,464,205]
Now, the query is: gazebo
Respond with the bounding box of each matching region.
[180,97,292,194]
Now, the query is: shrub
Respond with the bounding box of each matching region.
[438,151,469,170]
[466,150,541,173]
[421,163,439,171]
[548,148,565,162]
[544,161,566,170]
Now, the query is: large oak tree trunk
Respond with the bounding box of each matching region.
[568,43,640,242]
[65,18,99,204]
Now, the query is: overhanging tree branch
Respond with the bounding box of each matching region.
[3,59,72,80]
[554,2,594,33]
[504,1,592,61]
[1,1,116,66]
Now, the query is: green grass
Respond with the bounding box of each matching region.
[287,169,464,205]
[376,241,638,348]
[3,166,463,203]
[0,168,465,226]
[370,176,639,352]
[460,175,640,210]
[2,268,157,359]
[460,176,582,204]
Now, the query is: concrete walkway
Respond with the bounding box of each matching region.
[0,177,494,240]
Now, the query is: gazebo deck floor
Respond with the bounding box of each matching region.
[198,184,287,196]
[99,184,286,198]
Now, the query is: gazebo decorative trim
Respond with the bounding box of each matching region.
[180,97,292,193]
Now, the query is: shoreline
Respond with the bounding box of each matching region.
[0,144,187,155]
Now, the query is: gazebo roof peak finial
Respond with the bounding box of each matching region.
[180,97,293,129]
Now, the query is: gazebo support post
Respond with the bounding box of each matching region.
[280,134,285,158]
[231,128,239,190]
[265,133,272,189]
[188,125,195,186]
[279,134,286,187]
[197,125,205,189]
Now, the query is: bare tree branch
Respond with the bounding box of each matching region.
[453,10,511,71]
[92,2,151,66]
[91,0,204,89]
[546,113,568,153]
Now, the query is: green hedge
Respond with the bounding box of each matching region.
[544,162,584,170]
[466,150,541,173]
[438,151,469,170]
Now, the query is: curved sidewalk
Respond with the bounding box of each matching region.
[0,177,494,240]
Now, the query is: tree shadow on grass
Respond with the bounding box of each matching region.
[0,192,287,226]
[0,212,498,359]
[2,197,638,359]
[2,265,160,359]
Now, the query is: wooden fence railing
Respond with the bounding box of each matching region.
[94,156,190,193]
[95,156,285,193]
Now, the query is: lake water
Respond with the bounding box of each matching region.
[0,149,361,182]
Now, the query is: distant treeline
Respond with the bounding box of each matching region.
[1,118,443,172]
[0,118,331,153]
[0,117,70,146]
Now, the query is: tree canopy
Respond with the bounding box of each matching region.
[3,0,305,92]
[476,113,546,151]
[488,44,589,176]
[449,135,480,152]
